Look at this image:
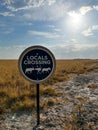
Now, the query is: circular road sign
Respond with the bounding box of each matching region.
[18,46,56,83]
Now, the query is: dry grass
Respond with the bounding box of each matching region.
[62,96,88,130]
[87,83,98,89]
[0,59,98,114]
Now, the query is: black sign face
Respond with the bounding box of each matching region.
[19,46,56,83]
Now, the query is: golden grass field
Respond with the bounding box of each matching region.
[0,59,98,116]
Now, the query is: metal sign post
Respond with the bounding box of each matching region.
[36,84,40,125]
[18,45,56,126]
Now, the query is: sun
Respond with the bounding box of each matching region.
[67,11,83,29]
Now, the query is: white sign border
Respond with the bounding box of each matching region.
[18,45,56,83]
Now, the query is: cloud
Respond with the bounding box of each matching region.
[79,5,98,15]
[0,46,20,59]
[93,5,98,10]
[0,0,67,21]
[48,42,98,59]
[2,0,38,11]
[48,0,56,6]
[92,25,98,30]
[69,41,96,52]
[2,0,56,12]
[28,30,60,39]
[82,27,93,36]
[0,12,14,16]
[82,25,98,36]
[1,1,98,22]
[79,6,93,15]
[0,44,32,59]
[47,25,55,28]
[53,28,61,32]
[23,2,66,21]
[70,38,78,44]
[0,41,98,59]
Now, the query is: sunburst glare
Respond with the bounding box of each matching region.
[67,11,83,29]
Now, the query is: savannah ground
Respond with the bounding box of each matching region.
[0,59,98,130]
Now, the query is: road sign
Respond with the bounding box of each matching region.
[18,45,56,126]
[18,45,56,83]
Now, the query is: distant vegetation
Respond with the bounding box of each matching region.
[0,59,98,116]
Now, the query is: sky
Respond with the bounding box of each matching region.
[0,0,98,59]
